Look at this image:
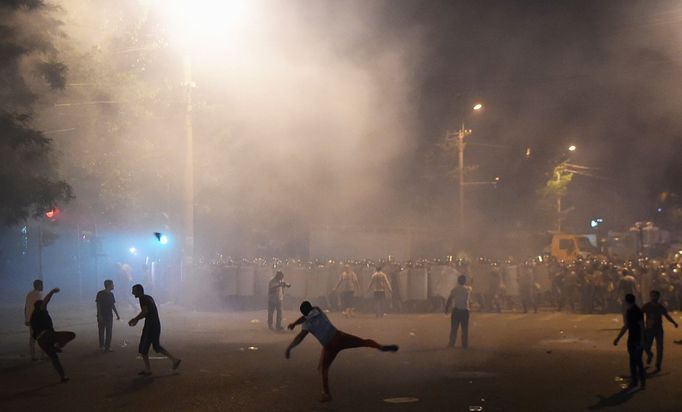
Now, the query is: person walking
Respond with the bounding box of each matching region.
[334,265,360,317]
[445,275,472,348]
[285,301,399,403]
[642,290,678,372]
[367,266,392,318]
[268,271,290,330]
[30,288,76,382]
[613,293,646,389]
[24,279,43,361]
[96,279,120,352]
[128,284,181,376]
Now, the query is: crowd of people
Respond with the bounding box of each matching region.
[19,250,682,400]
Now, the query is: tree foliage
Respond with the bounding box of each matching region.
[0,0,73,225]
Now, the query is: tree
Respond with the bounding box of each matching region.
[0,0,73,225]
[539,162,573,231]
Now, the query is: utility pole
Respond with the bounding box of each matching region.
[556,169,562,232]
[182,53,195,282]
[455,124,472,226]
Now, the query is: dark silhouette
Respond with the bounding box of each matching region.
[24,279,43,361]
[445,274,472,348]
[641,290,678,372]
[128,284,181,376]
[285,301,399,403]
[30,288,76,382]
[267,271,290,330]
[96,279,120,352]
[613,293,645,389]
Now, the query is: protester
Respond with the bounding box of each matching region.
[445,274,472,348]
[96,279,120,352]
[30,288,76,382]
[613,293,646,389]
[642,290,678,372]
[285,301,399,402]
[334,265,360,317]
[128,284,181,376]
[24,279,43,361]
[267,271,290,330]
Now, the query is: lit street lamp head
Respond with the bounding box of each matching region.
[473,103,483,111]
[568,145,577,152]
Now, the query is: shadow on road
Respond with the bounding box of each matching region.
[588,387,643,410]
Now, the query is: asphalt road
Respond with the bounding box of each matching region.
[1,303,682,412]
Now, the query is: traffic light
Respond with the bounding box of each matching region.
[154,232,169,245]
[45,208,60,221]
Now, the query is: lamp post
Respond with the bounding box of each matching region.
[182,53,194,281]
[454,103,483,227]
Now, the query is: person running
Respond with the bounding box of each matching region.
[268,271,290,330]
[613,293,646,389]
[367,266,392,318]
[642,290,678,372]
[445,274,472,348]
[24,279,43,361]
[96,279,120,352]
[30,288,76,382]
[334,265,360,317]
[285,301,399,402]
[128,284,181,376]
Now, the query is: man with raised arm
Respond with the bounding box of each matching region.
[128,284,181,376]
[285,300,399,403]
[30,287,76,382]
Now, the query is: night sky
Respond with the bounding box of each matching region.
[330,0,682,231]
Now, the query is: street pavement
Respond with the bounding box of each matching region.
[1,303,682,411]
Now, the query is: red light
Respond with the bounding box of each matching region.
[45,208,60,220]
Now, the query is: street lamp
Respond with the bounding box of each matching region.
[154,0,256,281]
[568,145,577,152]
[453,103,484,229]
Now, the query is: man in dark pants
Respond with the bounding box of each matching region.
[285,301,399,403]
[268,271,290,330]
[129,284,181,376]
[642,290,678,372]
[30,287,76,382]
[96,279,120,352]
[613,293,646,389]
[445,274,472,348]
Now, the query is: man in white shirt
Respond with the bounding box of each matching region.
[24,279,43,360]
[367,266,392,318]
[445,275,472,348]
[334,265,360,317]
[267,271,290,330]
[286,301,399,403]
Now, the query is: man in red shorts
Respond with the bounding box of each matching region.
[285,300,399,402]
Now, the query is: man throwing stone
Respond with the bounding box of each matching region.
[128,284,181,376]
[285,300,399,402]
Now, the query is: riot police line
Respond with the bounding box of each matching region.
[190,254,682,313]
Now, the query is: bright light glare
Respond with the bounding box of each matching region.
[162,0,255,48]
[568,145,577,152]
[129,247,137,255]
[473,103,483,111]
[159,235,169,245]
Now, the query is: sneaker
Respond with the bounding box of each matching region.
[380,345,399,352]
[137,370,152,376]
